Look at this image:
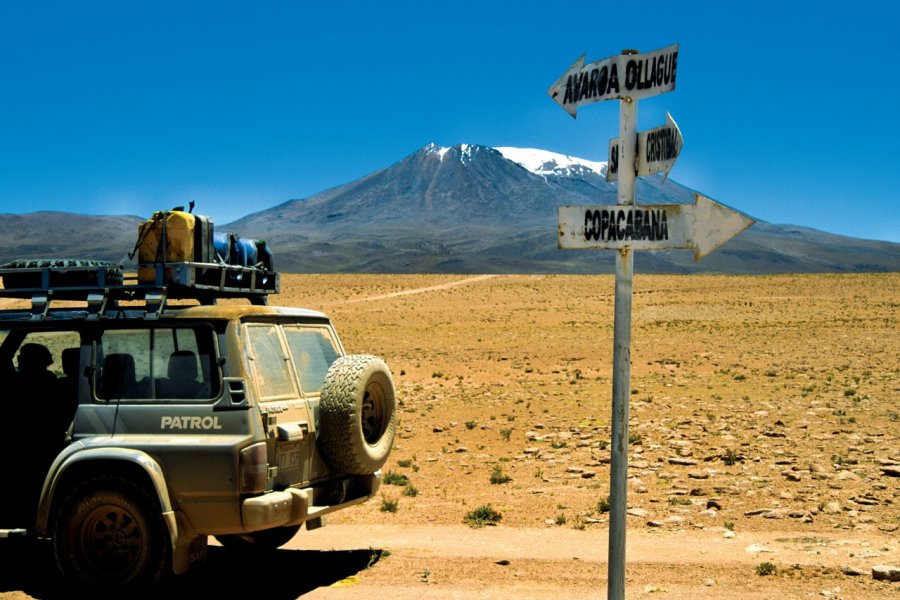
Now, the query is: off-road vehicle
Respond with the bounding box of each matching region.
[0,224,397,589]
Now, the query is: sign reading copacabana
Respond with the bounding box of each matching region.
[548,44,679,117]
[558,194,755,259]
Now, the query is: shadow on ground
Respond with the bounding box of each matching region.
[0,538,383,599]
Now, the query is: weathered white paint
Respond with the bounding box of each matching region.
[547,44,679,117]
[607,112,683,182]
[557,194,755,259]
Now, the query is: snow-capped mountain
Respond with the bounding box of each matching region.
[225,143,898,274]
[2,142,897,274]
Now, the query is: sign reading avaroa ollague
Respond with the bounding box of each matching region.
[558,194,755,259]
[608,112,683,182]
[548,44,679,117]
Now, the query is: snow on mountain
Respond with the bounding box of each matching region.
[424,142,485,164]
[495,147,607,178]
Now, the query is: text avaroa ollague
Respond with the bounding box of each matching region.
[563,48,678,107]
[583,208,669,242]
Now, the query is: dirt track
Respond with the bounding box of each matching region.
[289,524,898,599]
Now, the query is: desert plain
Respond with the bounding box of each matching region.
[1,272,898,599]
[290,272,899,599]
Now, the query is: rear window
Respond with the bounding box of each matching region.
[244,323,298,401]
[283,325,340,394]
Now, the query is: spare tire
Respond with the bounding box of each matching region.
[1,258,123,289]
[318,355,397,474]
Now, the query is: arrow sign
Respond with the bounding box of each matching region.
[558,193,755,260]
[548,44,679,118]
[607,113,683,183]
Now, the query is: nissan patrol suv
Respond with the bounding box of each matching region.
[0,254,396,589]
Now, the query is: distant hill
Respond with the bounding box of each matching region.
[1,145,897,273]
[0,212,142,264]
[226,144,900,274]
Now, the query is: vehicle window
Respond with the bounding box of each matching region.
[245,324,297,401]
[4,330,82,432]
[16,330,80,379]
[283,325,340,394]
[95,326,219,401]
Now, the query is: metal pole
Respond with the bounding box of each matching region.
[608,53,637,600]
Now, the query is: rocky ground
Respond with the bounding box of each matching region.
[286,273,899,598]
[0,272,897,599]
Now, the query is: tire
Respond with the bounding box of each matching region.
[52,476,170,589]
[214,524,301,552]
[0,258,123,288]
[318,355,397,474]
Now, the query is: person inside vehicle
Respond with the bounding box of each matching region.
[16,343,57,395]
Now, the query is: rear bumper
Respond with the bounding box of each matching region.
[241,471,381,532]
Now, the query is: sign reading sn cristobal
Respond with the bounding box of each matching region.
[548,44,679,117]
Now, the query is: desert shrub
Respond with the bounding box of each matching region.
[722,448,742,465]
[464,504,502,528]
[597,497,610,514]
[490,465,511,485]
[668,496,691,506]
[383,471,409,486]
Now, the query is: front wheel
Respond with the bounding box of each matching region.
[52,476,170,589]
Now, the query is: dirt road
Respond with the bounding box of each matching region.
[290,524,898,599]
[2,524,895,599]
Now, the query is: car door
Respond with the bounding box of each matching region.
[242,322,316,488]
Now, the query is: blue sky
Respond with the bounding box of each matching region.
[1,1,898,243]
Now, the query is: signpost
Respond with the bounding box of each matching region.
[607,112,683,182]
[548,45,754,600]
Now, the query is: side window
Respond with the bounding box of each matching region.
[283,325,340,394]
[15,330,81,379]
[97,330,151,399]
[96,326,219,401]
[245,324,297,401]
[3,330,82,431]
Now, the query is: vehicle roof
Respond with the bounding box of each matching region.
[167,303,329,320]
[0,302,330,324]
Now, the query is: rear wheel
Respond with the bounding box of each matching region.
[214,524,301,551]
[52,476,169,589]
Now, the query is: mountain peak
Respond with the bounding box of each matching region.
[422,143,494,165]
[419,143,608,179]
[495,147,607,178]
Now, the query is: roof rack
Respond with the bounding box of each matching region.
[0,261,279,320]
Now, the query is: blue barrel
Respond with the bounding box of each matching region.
[233,236,258,267]
[213,232,232,263]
